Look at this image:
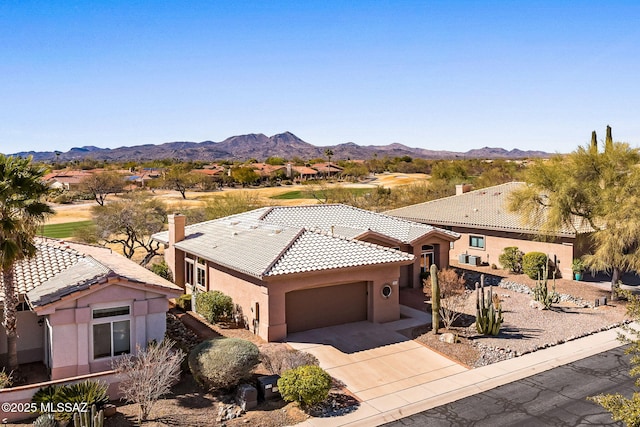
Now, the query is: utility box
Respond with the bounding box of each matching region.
[257,375,281,401]
[468,255,481,266]
[236,384,258,410]
[458,254,469,264]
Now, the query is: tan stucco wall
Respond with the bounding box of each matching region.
[203,261,403,342]
[449,227,578,278]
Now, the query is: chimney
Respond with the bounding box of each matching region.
[456,184,472,196]
[168,214,186,245]
[286,163,292,178]
[167,214,186,289]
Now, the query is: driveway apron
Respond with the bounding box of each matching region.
[286,306,468,402]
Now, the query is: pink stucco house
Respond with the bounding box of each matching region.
[0,239,181,380]
[153,204,459,342]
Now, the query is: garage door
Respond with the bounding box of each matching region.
[286,282,368,334]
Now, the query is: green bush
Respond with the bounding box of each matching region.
[175,294,192,311]
[189,338,260,390]
[278,365,332,407]
[498,247,523,273]
[149,260,173,282]
[195,291,233,323]
[522,252,549,280]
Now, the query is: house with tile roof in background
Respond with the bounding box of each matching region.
[386,182,594,279]
[153,204,459,342]
[0,239,181,382]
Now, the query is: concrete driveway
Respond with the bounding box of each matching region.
[286,306,468,403]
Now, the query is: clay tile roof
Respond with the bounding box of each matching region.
[153,204,458,278]
[1,239,180,308]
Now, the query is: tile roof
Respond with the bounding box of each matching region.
[258,204,460,243]
[153,204,458,278]
[1,239,180,308]
[268,231,412,276]
[386,182,593,237]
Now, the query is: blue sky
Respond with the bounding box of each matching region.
[2,1,639,155]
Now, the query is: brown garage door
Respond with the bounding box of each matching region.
[286,282,368,334]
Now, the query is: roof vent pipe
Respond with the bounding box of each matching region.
[331,225,334,236]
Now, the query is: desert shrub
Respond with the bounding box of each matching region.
[522,252,549,279]
[189,338,260,390]
[32,413,56,427]
[195,290,233,323]
[259,344,319,375]
[114,340,184,424]
[149,260,173,282]
[32,380,109,421]
[278,365,332,408]
[0,369,12,389]
[436,268,467,329]
[498,247,523,273]
[175,294,192,311]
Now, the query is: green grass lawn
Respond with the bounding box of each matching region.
[271,187,372,200]
[40,220,94,238]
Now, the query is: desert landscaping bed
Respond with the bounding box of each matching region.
[410,274,630,368]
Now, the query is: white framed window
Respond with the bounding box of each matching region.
[469,235,485,249]
[91,304,131,360]
[185,256,195,287]
[196,257,207,290]
[420,245,434,272]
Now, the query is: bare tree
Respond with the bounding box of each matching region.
[113,339,184,424]
[436,269,468,330]
[91,193,167,266]
[80,171,125,205]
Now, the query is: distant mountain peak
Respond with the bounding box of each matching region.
[9,132,552,162]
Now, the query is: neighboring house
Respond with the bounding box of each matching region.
[386,182,594,279]
[249,163,287,180]
[285,164,318,181]
[153,204,459,341]
[43,170,94,191]
[310,162,343,177]
[0,239,181,380]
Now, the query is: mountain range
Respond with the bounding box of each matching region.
[10,132,552,162]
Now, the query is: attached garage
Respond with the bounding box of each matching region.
[285,282,368,334]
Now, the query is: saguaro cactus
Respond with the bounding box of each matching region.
[73,404,104,427]
[475,274,503,336]
[430,264,440,334]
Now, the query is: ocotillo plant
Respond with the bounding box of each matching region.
[430,264,440,334]
[475,274,503,336]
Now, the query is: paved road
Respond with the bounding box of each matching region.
[383,347,634,426]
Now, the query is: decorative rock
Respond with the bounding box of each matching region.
[439,332,457,344]
[529,300,545,310]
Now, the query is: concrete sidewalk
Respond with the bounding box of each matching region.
[298,325,627,427]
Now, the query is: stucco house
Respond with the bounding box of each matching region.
[153,204,459,342]
[386,182,594,279]
[0,239,181,380]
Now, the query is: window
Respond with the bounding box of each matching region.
[185,255,207,290]
[185,256,195,286]
[196,257,207,290]
[92,305,131,359]
[421,245,434,272]
[469,235,485,249]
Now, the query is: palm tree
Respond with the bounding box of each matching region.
[324,149,334,179]
[0,155,53,371]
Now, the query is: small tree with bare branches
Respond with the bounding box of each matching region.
[437,269,467,330]
[113,339,184,424]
